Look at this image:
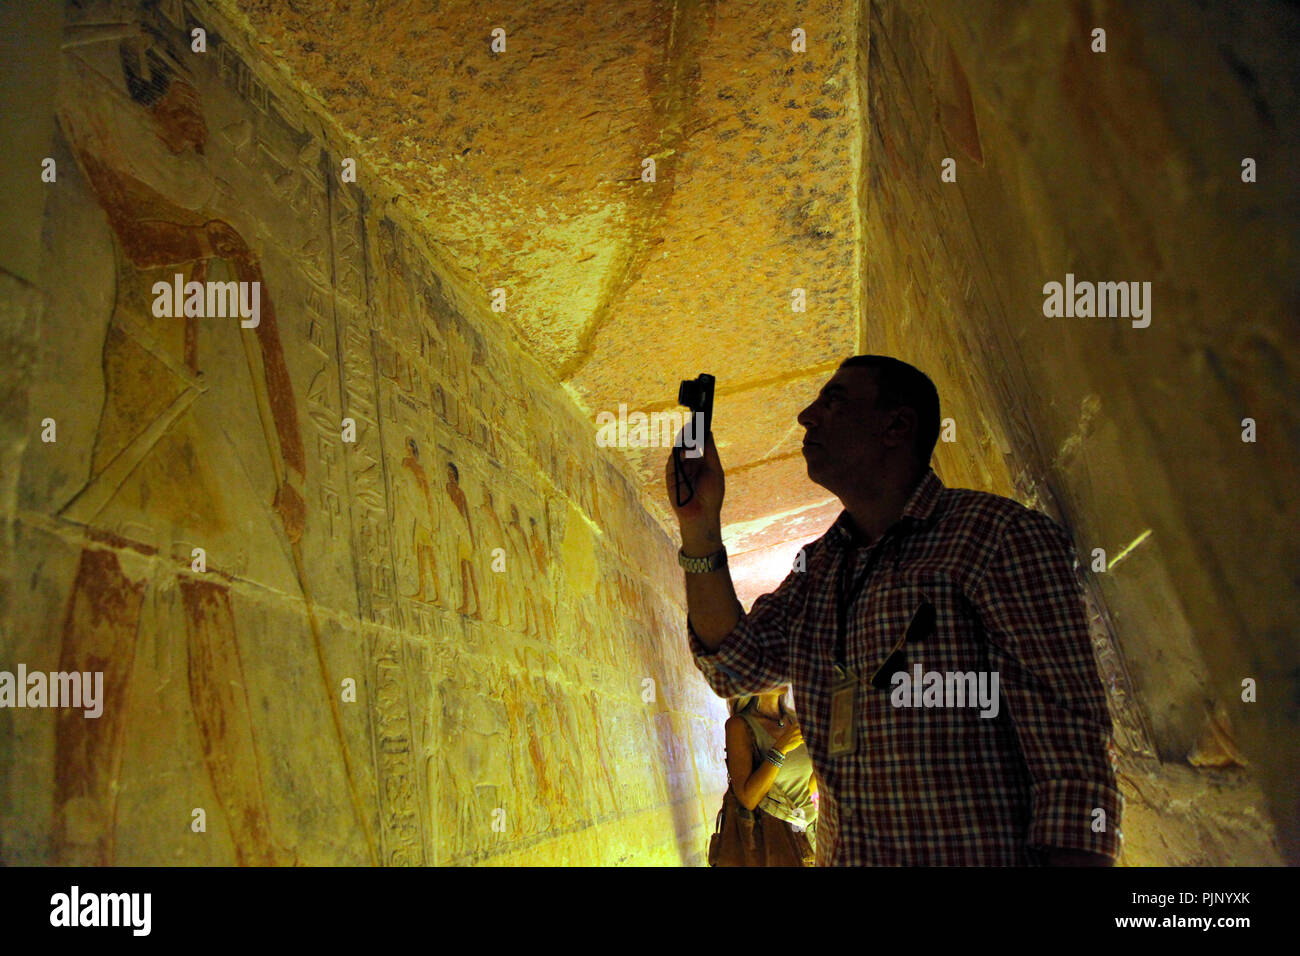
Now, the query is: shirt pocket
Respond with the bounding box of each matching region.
[859,569,986,684]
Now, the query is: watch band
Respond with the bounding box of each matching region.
[678,546,727,574]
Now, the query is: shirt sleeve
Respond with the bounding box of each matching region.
[972,509,1123,860]
[687,564,805,700]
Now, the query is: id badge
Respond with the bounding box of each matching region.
[828,665,858,757]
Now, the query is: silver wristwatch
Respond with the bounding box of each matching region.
[678,546,727,573]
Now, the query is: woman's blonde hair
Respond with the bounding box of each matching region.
[728,685,794,717]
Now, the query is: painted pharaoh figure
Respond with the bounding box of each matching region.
[43,31,372,864]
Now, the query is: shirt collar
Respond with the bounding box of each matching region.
[828,466,945,549]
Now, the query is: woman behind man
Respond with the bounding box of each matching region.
[725,685,818,863]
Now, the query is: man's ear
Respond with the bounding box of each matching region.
[884,407,918,448]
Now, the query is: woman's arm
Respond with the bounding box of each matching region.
[725,717,801,810]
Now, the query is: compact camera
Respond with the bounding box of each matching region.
[677,373,715,459]
[673,373,715,506]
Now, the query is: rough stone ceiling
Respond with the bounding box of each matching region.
[212,0,863,601]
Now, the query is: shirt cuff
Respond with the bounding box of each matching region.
[1027,779,1124,859]
[687,616,751,695]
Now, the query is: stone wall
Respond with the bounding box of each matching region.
[0,0,724,865]
[859,0,1296,863]
[3,0,1294,869]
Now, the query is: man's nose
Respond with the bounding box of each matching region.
[797,402,817,429]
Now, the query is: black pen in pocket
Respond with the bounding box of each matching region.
[869,599,936,690]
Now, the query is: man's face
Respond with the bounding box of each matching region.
[797,367,909,494]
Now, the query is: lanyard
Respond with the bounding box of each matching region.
[834,534,891,672]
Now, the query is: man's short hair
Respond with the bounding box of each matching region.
[838,355,941,469]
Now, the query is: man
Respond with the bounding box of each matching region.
[668,356,1121,865]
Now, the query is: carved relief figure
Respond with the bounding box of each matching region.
[397,436,444,606]
[476,489,512,628]
[506,503,540,637]
[444,463,480,618]
[528,515,556,641]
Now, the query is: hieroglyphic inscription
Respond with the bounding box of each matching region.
[302,286,346,544]
[370,634,426,865]
[210,16,329,282]
[322,152,425,864]
[333,181,366,306]
[339,319,394,623]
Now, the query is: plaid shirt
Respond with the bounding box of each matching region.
[690,467,1122,865]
